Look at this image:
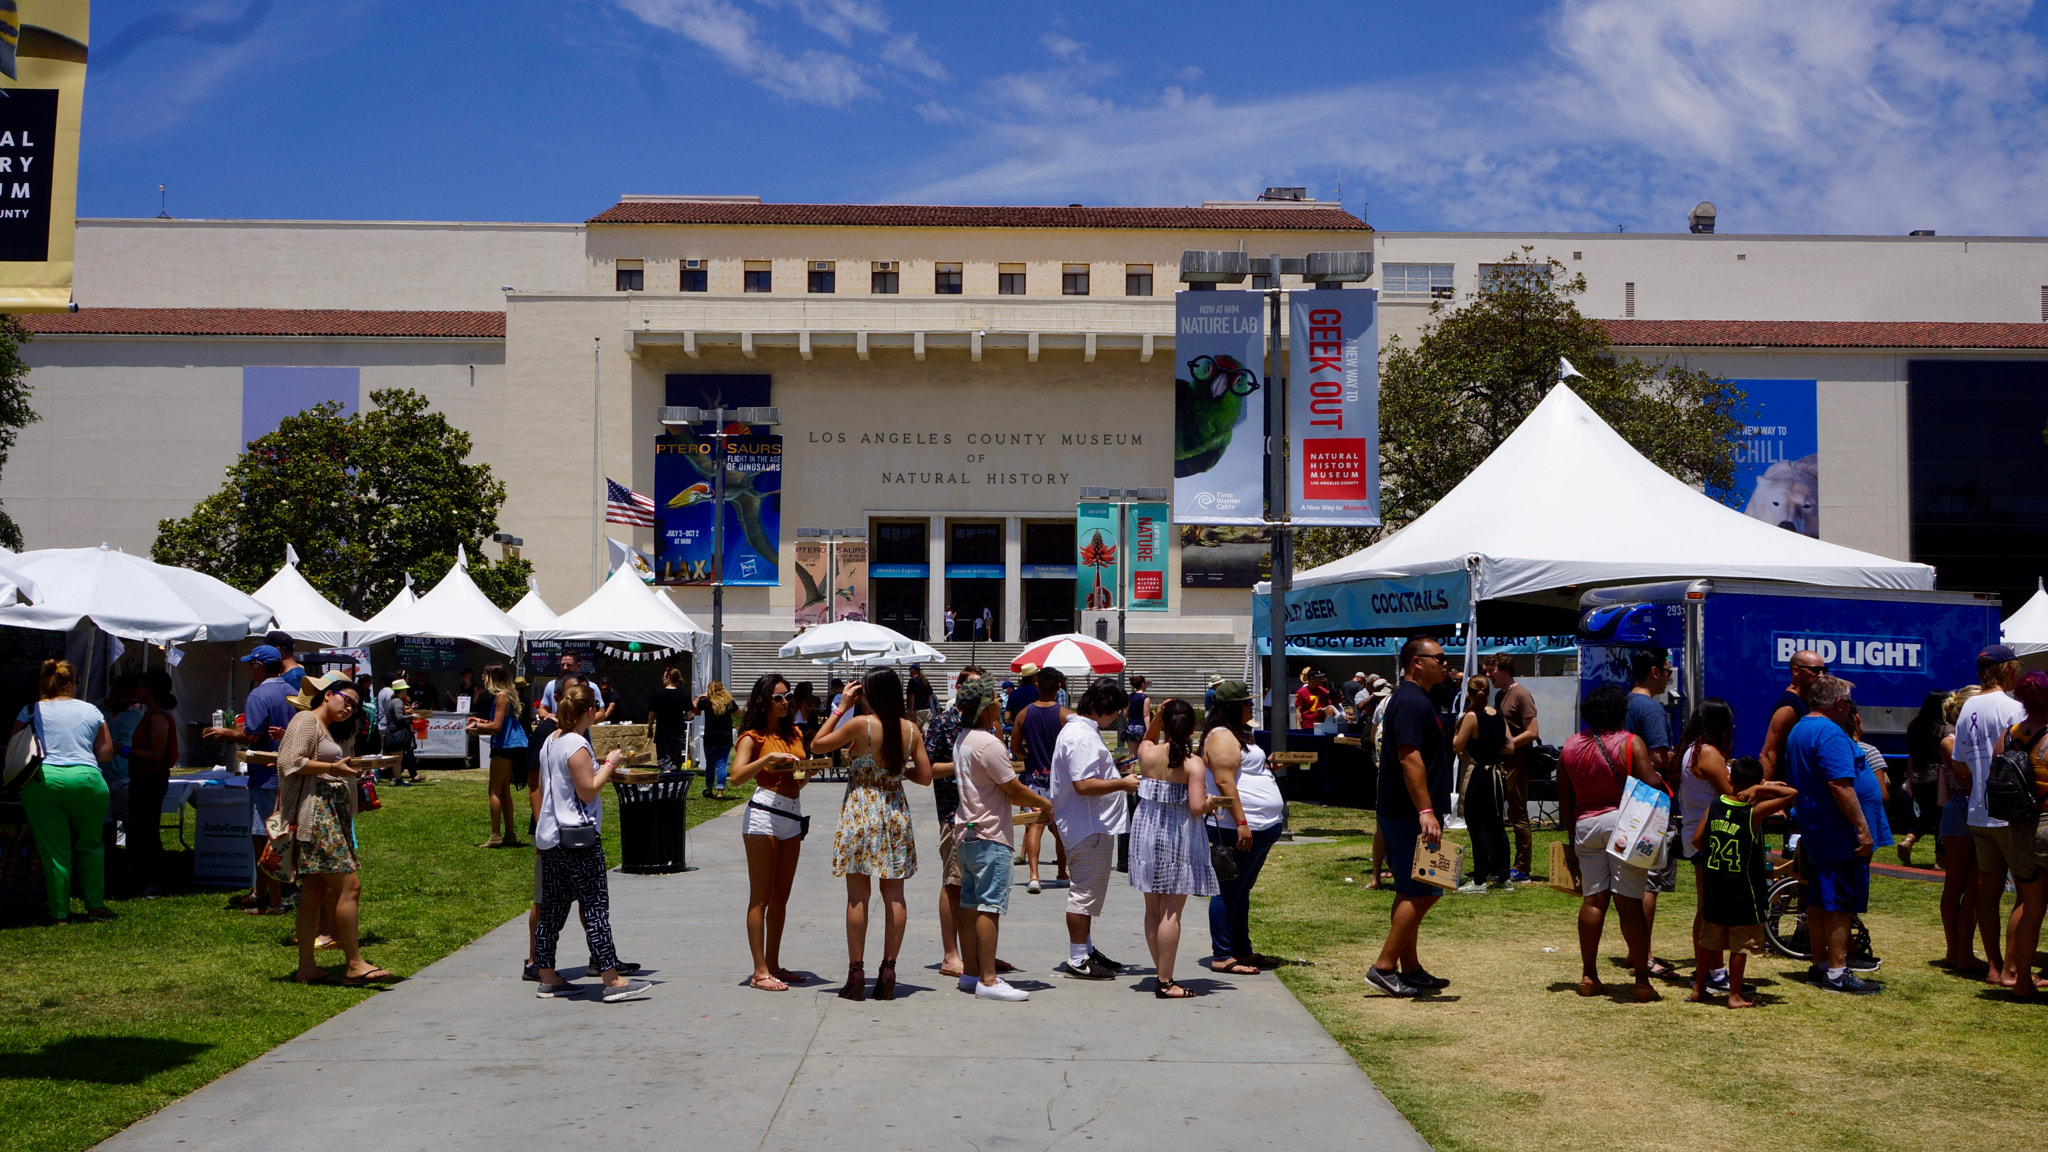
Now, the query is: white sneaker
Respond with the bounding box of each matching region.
[1027,879,1042,894]
[958,974,980,993]
[975,978,1030,1002]
[601,979,652,1003]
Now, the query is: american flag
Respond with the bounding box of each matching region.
[605,478,656,527]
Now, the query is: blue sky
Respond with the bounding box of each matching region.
[79,0,2048,234]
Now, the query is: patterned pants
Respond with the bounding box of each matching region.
[534,844,619,973]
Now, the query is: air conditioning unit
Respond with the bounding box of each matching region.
[874,261,897,272]
[812,261,833,272]
[682,258,704,270]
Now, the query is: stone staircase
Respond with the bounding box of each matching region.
[721,638,1251,706]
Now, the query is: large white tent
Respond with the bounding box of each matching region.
[359,548,523,655]
[528,561,706,654]
[1273,384,1935,634]
[2004,579,2048,657]
[250,545,383,647]
[0,543,272,644]
[506,577,558,630]
[361,574,418,633]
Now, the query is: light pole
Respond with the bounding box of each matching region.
[1077,485,1168,654]
[659,404,782,686]
[795,526,866,622]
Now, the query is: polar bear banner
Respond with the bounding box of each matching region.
[1718,380,1819,538]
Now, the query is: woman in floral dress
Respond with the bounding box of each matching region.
[280,676,394,987]
[812,668,933,1001]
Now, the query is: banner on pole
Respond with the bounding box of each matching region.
[0,2,87,312]
[1288,291,1380,526]
[833,539,868,622]
[1128,501,1169,611]
[1075,502,1120,611]
[793,540,831,628]
[1173,291,1266,525]
[653,432,782,586]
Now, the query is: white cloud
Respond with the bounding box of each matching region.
[1043,31,1084,60]
[894,0,2048,235]
[916,100,968,126]
[617,0,943,104]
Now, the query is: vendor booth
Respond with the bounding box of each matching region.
[2004,578,2048,658]
[354,549,522,762]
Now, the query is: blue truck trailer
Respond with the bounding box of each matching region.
[1577,580,2001,758]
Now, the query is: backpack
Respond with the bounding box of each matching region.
[1986,726,2045,824]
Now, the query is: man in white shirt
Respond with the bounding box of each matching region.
[1050,677,1141,980]
[1957,642,2027,980]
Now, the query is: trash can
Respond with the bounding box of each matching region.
[613,772,694,874]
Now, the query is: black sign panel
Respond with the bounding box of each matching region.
[0,89,58,263]
[393,636,466,671]
[525,639,600,679]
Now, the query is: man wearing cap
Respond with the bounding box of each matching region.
[203,644,298,913]
[1959,642,2027,983]
[1204,674,1224,715]
[1005,665,1041,729]
[1294,668,1335,731]
[266,630,306,692]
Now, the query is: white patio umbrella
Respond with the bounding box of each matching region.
[779,618,920,663]
[824,638,945,667]
[1011,632,1126,679]
[507,577,558,629]
[250,544,377,647]
[0,542,271,644]
[0,545,39,607]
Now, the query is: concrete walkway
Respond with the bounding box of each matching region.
[99,785,1428,1152]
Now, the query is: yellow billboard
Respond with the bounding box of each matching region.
[0,0,86,312]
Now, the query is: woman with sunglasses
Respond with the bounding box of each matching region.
[732,674,810,991]
[280,676,394,986]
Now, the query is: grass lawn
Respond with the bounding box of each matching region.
[0,769,742,1152]
[1258,802,2048,1152]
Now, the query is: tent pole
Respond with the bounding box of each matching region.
[1462,556,1482,683]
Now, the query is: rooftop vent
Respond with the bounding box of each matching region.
[1910,229,1937,237]
[1261,187,1309,201]
[1688,201,1717,234]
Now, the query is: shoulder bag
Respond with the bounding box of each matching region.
[3,701,47,790]
[548,733,601,849]
[1986,725,2047,824]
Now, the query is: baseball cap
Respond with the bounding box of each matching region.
[1212,679,1251,704]
[1981,643,2019,663]
[263,630,297,653]
[955,677,1000,717]
[241,644,283,666]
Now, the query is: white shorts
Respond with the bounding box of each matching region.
[743,790,804,840]
[1064,832,1115,918]
[1574,809,1649,899]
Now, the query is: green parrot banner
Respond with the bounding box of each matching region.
[1173,291,1266,525]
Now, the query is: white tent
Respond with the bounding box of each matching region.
[528,561,706,653]
[1283,384,1935,614]
[0,545,41,607]
[779,619,920,663]
[0,543,272,644]
[507,578,558,629]
[359,548,523,655]
[250,544,381,647]
[2004,579,2048,657]
[362,573,418,632]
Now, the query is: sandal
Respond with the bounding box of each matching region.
[749,973,790,992]
[1646,958,1679,980]
[293,972,344,985]
[341,967,398,986]
[1155,979,1195,999]
[1634,981,1662,1003]
[1208,959,1260,975]
[1577,978,1605,998]
[874,959,897,1001]
[245,902,289,917]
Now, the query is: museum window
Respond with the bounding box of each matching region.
[874,522,927,565]
[744,261,773,293]
[1381,263,1454,302]
[1250,273,1273,291]
[1063,264,1090,295]
[1478,262,1552,295]
[935,262,963,294]
[680,265,707,292]
[1908,360,2048,615]
[872,262,899,294]
[1126,264,1153,296]
[998,264,1026,295]
[614,259,644,292]
[808,261,835,294]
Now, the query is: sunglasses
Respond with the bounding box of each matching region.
[770,692,790,702]
[1792,662,1826,673]
[1415,653,1450,664]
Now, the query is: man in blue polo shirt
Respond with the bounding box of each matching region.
[1782,673,1878,994]
[203,645,298,913]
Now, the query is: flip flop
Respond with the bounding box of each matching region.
[749,973,790,991]
[341,967,398,986]
[1646,958,1680,979]
[1208,959,1260,975]
[245,903,289,916]
[293,972,344,985]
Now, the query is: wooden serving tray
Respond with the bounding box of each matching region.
[1269,751,1321,766]
[613,767,662,784]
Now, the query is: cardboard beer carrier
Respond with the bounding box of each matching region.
[1606,776,1673,869]
[1548,840,1583,895]
[1411,834,1463,891]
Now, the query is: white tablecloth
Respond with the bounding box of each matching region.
[163,769,245,813]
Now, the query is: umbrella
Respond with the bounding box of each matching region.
[1011,633,1126,678]
[823,639,945,667]
[0,543,271,644]
[779,619,920,663]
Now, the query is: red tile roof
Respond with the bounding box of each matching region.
[19,308,506,338]
[588,201,1371,231]
[1602,319,2048,349]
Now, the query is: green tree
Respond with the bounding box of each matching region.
[153,388,533,613]
[1293,249,1745,571]
[0,314,40,550]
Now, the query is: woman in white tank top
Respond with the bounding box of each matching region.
[1200,682,1288,975]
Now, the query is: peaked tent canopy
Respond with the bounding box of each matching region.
[507,578,558,630]
[0,543,272,644]
[360,548,523,655]
[2004,579,2048,657]
[251,545,381,648]
[1270,384,1934,633]
[527,561,706,652]
[362,574,418,632]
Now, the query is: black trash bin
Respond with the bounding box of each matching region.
[613,772,694,874]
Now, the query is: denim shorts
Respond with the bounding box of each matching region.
[1940,792,1971,839]
[1379,814,1441,900]
[957,832,1012,915]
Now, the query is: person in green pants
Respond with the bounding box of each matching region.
[13,658,115,923]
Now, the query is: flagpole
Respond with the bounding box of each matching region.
[592,337,602,593]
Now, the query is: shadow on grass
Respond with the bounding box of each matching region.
[0,1036,214,1084]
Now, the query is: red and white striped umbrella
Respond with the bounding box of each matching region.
[1011,632,1125,678]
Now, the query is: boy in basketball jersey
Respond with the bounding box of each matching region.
[1690,756,1798,1008]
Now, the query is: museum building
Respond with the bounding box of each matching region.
[8,195,2048,646]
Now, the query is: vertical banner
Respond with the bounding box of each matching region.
[0,2,87,311]
[653,432,783,585]
[1713,379,1819,538]
[793,539,831,627]
[1075,502,1120,610]
[1173,290,1266,524]
[1128,500,1169,612]
[834,539,868,622]
[1288,291,1380,525]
